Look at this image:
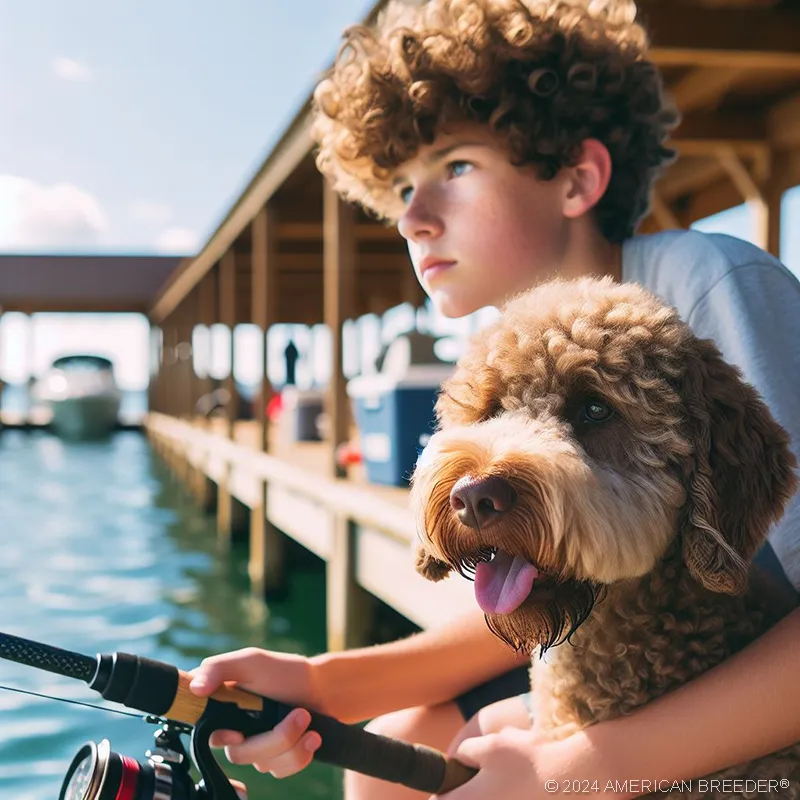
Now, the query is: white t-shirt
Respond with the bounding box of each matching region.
[623,230,800,593]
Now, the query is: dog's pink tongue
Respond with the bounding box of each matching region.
[474,550,539,615]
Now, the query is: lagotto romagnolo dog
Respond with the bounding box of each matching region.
[410,276,800,798]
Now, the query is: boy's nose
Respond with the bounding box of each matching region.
[450,475,517,530]
[397,196,443,242]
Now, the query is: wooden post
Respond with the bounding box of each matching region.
[174,303,195,487]
[147,322,160,415]
[219,250,239,439]
[650,191,683,231]
[716,147,790,258]
[186,289,205,419]
[252,205,278,453]
[326,516,376,652]
[322,185,373,648]
[164,322,179,419]
[249,205,286,598]
[192,272,218,512]
[217,250,246,544]
[198,272,217,404]
[179,291,207,506]
[323,182,356,478]
[178,302,196,420]
[762,151,790,260]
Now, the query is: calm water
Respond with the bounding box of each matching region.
[0,429,341,800]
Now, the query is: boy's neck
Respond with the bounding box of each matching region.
[555,220,623,284]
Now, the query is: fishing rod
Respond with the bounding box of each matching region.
[0,631,477,799]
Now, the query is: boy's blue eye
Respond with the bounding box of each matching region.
[399,186,413,204]
[448,160,473,177]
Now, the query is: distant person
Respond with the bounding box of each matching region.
[284,339,299,387]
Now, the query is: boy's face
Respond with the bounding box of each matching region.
[393,122,572,318]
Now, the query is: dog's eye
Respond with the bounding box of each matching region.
[582,400,614,423]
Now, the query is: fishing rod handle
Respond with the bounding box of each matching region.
[306,706,477,794]
[0,634,476,796]
[169,669,477,794]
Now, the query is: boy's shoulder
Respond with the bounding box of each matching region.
[621,229,797,321]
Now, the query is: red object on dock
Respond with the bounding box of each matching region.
[336,442,362,468]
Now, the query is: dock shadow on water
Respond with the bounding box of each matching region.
[0,430,341,799]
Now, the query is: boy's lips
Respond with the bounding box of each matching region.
[420,257,456,281]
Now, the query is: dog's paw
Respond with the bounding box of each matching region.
[415,545,452,582]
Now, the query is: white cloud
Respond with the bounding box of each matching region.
[132,201,173,223]
[0,175,107,250]
[155,227,199,255]
[52,57,93,82]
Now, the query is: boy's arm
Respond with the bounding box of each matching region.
[311,607,529,723]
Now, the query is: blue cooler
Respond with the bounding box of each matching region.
[347,365,454,486]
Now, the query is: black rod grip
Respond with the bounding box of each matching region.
[309,708,477,794]
[227,696,478,794]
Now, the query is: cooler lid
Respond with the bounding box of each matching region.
[347,364,454,398]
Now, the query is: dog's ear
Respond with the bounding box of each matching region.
[414,541,452,582]
[435,332,504,429]
[679,338,797,594]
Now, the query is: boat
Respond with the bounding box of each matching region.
[33,355,122,439]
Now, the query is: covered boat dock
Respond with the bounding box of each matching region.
[0,254,180,428]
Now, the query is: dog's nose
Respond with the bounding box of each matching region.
[450,475,517,530]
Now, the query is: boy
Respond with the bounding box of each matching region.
[190,1,800,797]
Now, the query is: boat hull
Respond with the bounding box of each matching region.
[49,395,121,440]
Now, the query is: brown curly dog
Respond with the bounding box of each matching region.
[411,276,800,799]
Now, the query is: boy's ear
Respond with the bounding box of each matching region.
[561,139,612,220]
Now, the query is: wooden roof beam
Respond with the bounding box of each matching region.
[639,3,800,70]
[768,92,800,151]
[671,110,768,161]
[650,192,683,230]
[657,157,727,203]
[715,146,765,205]
[668,67,746,113]
[277,221,400,242]
[678,177,743,228]
[150,102,314,323]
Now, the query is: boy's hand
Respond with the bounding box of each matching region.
[432,728,610,800]
[189,647,323,778]
[204,707,322,778]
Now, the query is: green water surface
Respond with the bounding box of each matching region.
[0,430,341,800]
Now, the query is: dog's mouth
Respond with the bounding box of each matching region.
[470,548,543,616]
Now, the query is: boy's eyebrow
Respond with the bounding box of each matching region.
[391,141,486,186]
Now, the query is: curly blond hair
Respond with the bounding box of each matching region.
[312,0,679,243]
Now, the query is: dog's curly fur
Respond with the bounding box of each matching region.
[411,277,800,799]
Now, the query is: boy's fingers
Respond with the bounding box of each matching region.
[261,731,322,779]
[189,648,264,695]
[223,708,313,765]
[209,729,245,748]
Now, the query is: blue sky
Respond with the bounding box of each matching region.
[0,1,798,392]
[0,0,374,253]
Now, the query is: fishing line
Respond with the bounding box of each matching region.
[0,683,147,720]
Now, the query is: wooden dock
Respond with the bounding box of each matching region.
[145,412,474,652]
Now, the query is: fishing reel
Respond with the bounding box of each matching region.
[59,717,246,800]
